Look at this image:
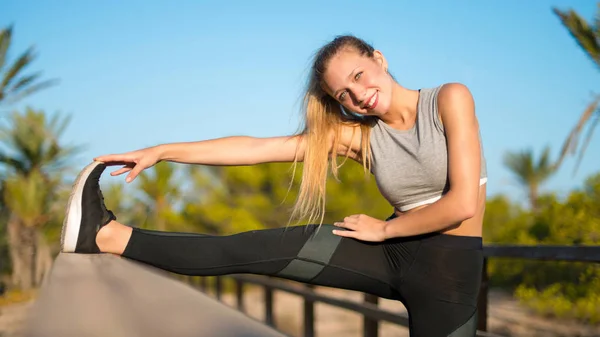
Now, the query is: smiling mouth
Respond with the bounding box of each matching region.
[364,91,378,110]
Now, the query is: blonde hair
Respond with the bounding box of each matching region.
[288,35,380,226]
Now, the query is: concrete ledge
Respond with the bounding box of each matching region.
[22,253,286,337]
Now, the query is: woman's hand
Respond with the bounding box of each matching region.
[94,146,163,183]
[332,214,388,242]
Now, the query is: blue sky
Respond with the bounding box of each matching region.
[2,0,599,204]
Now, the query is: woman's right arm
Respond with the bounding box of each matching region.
[95,135,306,182]
[157,135,306,166]
[157,121,363,166]
[95,125,361,182]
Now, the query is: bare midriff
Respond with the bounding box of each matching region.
[394,184,486,238]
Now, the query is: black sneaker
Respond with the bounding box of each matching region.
[61,161,116,253]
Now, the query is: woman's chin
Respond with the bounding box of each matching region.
[367,109,386,118]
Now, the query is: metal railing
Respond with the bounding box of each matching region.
[186,244,600,337]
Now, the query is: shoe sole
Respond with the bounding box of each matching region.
[60,161,103,253]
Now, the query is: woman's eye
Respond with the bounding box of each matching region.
[355,72,362,80]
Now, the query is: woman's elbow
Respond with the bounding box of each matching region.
[454,192,478,221]
[459,204,477,221]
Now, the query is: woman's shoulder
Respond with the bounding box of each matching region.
[436,82,473,105]
[434,82,477,132]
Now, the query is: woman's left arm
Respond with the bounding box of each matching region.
[332,83,482,241]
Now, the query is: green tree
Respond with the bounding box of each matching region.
[0,25,56,285]
[0,108,80,289]
[484,171,600,323]
[133,161,184,231]
[180,163,301,235]
[503,146,555,212]
[179,160,391,235]
[552,5,600,173]
[514,173,600,323]
[0,180,10,279]
[482,195,530,244]
[0,25,56,107]
[3,171,57,289]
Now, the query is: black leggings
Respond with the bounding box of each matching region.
[122,222,483,337]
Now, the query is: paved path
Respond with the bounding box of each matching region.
[14,253,286,337]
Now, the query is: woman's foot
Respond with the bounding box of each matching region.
[61,161,117,253]
[96,220,132,255]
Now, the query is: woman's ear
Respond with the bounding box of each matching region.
[373,50,388,72]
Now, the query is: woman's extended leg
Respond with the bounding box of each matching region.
[101,220,400,300]
[61,161,401,300]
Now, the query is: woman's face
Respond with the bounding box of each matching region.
[321,48,393,117]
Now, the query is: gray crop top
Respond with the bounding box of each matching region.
[369,85,487,212]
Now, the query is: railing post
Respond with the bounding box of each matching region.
[200,277,207,292]
[235,278,245,312]
[215,276,223,300]
[477,257,488,331]
[363,293,379,337]
[265,284,275,327]
[304,285,315,337]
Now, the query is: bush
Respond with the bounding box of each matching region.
[483,172,600,323]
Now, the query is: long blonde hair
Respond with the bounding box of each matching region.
[288,35,380,226]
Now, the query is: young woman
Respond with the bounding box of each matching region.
[61,35,487,336]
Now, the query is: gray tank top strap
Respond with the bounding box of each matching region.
[419,85,445,133]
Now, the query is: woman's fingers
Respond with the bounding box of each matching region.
[110,166,133,176]
[93,150,156,183]
[334,221,357,231]
[126,164,147,183]
[125,159,155,183]
[94,153,137,164]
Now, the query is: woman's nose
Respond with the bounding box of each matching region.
[350,87,366,105]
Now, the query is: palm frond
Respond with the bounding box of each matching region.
[0,109,80,176]
[503,149,534,186]
[553,95,600,171]
[573,112,600,175]
[48,112,72,139]
[553,7,600,69]
[503,146,556,187]
[0,29,57,106]
[0,151,28,174]
[0,47,35,90]
[6,72,40,93]
[0,79,58,106]
[595,3,600,39]
[0,25,12,73]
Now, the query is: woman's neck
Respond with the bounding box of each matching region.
[381,83,420,129]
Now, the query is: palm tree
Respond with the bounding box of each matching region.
[552,5,600,173]
[3,171,56,289]
[0,178,11,285]
[0,25,57,107]
[0,108,81,175]
[0,24,60,290]
[503,146,556,212]
[0,108,80,289]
